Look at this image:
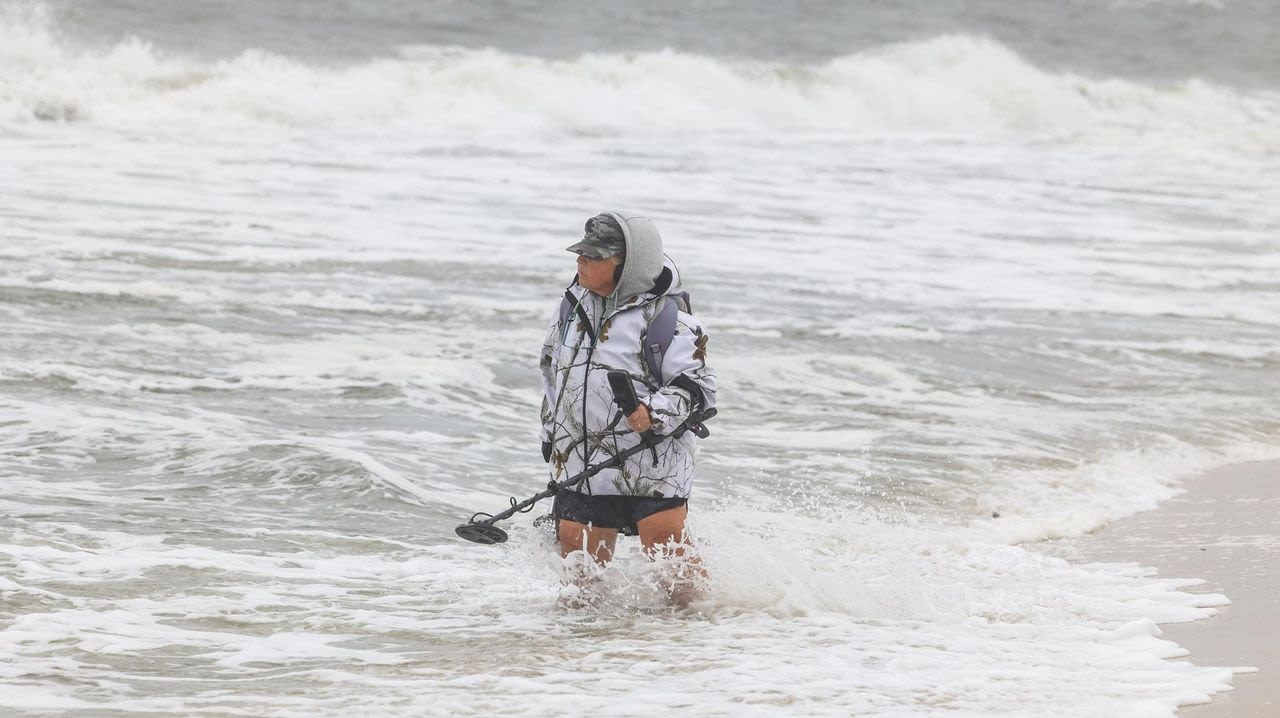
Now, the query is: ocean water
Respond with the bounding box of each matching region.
[2,1,1279,715]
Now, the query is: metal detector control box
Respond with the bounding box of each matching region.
[606,370,640,415]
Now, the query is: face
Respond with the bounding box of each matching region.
[576,254,622,296]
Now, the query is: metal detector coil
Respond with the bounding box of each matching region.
[455,520,509,544]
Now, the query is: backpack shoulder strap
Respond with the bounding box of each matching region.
[558,276,580,326]
[642,292,691,384]
[558,293,573,327]
[558,278,599,343]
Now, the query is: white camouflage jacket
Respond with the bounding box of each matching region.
[539,213,717,498]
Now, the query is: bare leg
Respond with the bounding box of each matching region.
[557,519,618,563]
[637,504,707,608]
[555,520,618,607]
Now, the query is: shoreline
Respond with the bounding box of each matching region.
[1057,459,1280,717]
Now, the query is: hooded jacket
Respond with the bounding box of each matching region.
[539,212,717,498]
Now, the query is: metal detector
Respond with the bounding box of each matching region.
[455,370,715,545]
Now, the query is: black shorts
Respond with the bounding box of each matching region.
[552,489,688,536]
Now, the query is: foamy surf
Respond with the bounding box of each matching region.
[1,6,1276,155]
[4,1,1280,716]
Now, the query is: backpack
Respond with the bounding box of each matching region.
[558,284,691,386]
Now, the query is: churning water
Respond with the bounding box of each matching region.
[2,1,1279,715]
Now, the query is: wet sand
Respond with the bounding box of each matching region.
[1061,460,1280,717]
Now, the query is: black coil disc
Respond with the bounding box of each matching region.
[455,522,508,544]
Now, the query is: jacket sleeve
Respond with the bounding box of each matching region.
[538,304,561,445]
[643,310,717,436]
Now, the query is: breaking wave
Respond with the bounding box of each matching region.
[2,4,1277,151]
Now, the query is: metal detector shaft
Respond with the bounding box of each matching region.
[455,407,716,544]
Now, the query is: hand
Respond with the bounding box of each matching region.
[626,404,652,433]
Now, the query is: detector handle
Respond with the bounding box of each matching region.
[607,370,641,415]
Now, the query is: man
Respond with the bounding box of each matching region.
[539,212,717,604]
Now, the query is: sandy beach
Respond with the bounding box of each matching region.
[1062,460,1280,717]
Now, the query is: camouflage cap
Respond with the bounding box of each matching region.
[565,214,626,260]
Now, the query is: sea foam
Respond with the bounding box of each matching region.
[1,8,1276,153]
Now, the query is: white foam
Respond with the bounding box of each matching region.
[3,18,1279,713]
[2,504,1244,716]
[971,439,1280,545]
[0,9,1275,153]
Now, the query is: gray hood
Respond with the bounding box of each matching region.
[603,211,665,304]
